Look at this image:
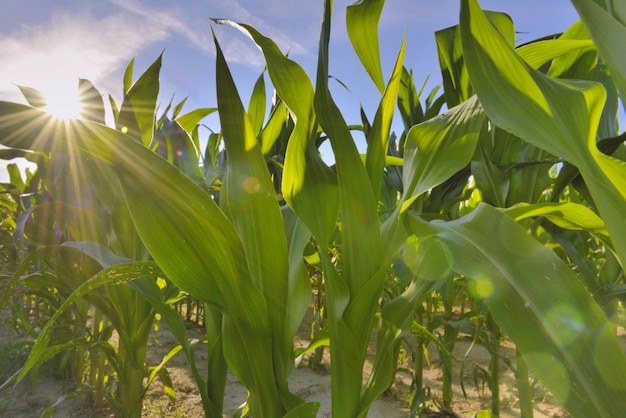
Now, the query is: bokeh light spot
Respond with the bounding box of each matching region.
[243,176,260,194]
[469,275,494,298]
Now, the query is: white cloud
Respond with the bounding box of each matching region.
[108,0,213,55]
[0,9,169,100]
[213,0,312,61]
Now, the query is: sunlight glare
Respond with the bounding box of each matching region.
[43,85,82,120]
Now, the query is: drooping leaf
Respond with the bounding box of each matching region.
[214,28,304,414]
[401,95,484,212]
[504,202,609,237]
[460,0,626,268]
[570,0,626,108]
[407,203,626,418]
[213,19,339,247]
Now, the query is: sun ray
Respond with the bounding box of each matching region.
[43,85,83,120]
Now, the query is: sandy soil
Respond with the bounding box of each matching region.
[0,313,581,418]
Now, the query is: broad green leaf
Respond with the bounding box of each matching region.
[260,100,289,156]
[14,261,163,384]
[365,36,405,198]
[175,107,217,132]
[78,78,106,124]
[0,102,278,389]
[471,132,510,207]
[116,54,161,145]
[62,241,132,267]
[435,25,472,108]
[314,1,388,415]
[408,203,626,418]
[401,95,484,212]
[570,0,626,108]
[15,85,47,108]
[346,0,385,93]
[214,19,339,247]
[248,72,267,135]
[127,278,221,416]
[396,67,424,131]
[282,401,320,418]
[504,202,609,236]
[517,39,595,71]
[435,11,513,108]
[460,0,626,268]
[214,30,302,414]
[123,58,134,94]
[281,206,314,358]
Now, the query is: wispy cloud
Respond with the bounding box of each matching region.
[212,0,313,64]
[0,8,170,100]
[108,0,213,55]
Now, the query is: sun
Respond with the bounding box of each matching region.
[43,86,83,120]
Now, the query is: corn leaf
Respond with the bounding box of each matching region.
[365,36,405,198]
[116,54,161,145]
[460,0,626,267]
[407,203,626,418]
[346,0,385,93]
[213,19,339,247]
[175,107,217,132]
[214,30,306,413]
[248,72,267,135]
[401,95,484,212]
[436,11,513,108]
[0,103,293,416]
[504,202,609,236]
[13,261,163,384]
[78,78,106,124]
[570,0,626,108]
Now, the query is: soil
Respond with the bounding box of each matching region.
[1,308,605,418]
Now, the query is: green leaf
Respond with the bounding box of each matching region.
[460,0,626,268]
[365,36,405,198]
[214,28,303,414]
[504,202,609,236]
[401,95,484,212]
[282,401,320,418]
[213,19,339,247]
[570,0,626,108]
[116,54,161,145]
[435,11,514,108]
[407,203,626,418]
[14,262,163,384]
[175,107,217,132]
[15,85,47,108]
[248,72,267,135]
[260,100,290,156]
[78,78,106,124]
[346,0,386,93]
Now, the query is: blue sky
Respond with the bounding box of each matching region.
[0,0,583,182]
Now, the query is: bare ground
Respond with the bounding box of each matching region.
[1,309,607,418]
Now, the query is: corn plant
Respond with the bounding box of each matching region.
[0,61,215,418]
[1,1,626,417]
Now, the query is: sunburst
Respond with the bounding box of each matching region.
[43,85,83,121]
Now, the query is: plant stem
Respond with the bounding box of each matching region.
[516,348,534,418]
[487,313,500,416]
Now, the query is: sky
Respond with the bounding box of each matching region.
[0,0,585,182]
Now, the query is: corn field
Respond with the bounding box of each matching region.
[1,0,626,417]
